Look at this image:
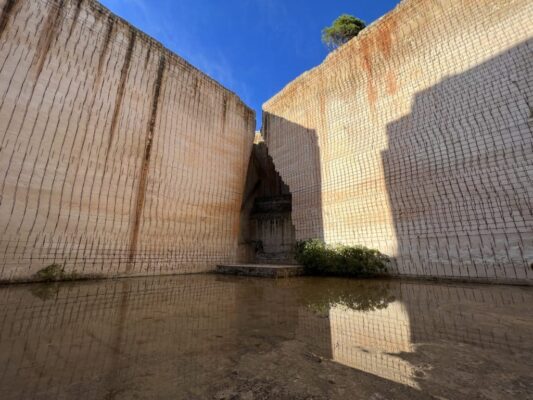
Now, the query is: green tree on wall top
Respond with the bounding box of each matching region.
[322,14,366,50]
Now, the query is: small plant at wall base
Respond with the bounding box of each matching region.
[295,239,390,277]
[34,264,79,282]
[322,14,366,50]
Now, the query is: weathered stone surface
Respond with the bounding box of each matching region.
[263,0,533,282]
[0,0,254,281]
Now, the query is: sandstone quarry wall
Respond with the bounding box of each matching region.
[263,0,533,282]
[0,0,254,281]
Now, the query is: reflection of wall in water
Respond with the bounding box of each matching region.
[295,281,533,391]
[296,308,333,359]
[1,277,531,398]
[0,276,238,398]
[400,282,532,352]
[329,302,419,389]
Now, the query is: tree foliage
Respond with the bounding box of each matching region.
[322,14,366,50]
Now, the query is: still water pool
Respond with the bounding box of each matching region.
[0,275,531,399]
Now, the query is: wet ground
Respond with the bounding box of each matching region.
[0,275,531,400]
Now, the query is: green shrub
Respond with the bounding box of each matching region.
[295,239,390,277]
[34,264,79,282]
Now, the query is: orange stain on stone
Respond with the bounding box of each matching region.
[359,37,374,76]
[359,37,377,107]
[386,70,398,95]
[367,80,378,107]
[377,18,396,60]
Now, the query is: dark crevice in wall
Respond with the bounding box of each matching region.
[239,139,296,264]
[0,0,17,41]
[32,0,65,81]
[144,47,151,69]
[128,55,166,267]
[106,29,136,160]
[67,0,83,41]
[221,95,228,134]
[193,76,200,98]
[96,18,114,81]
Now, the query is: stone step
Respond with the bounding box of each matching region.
[216,264,305,278]
[254,256,296,265]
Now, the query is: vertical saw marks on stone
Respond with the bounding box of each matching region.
[96,18,114,81]
[128,54,166,267]
[32,0,65,81]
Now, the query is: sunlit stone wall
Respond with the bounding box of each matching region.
[0,0,254,281]
[263,0,533,282]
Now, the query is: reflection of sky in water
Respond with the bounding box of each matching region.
[329,302,420,389]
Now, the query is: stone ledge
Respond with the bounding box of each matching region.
[216,264,305,278]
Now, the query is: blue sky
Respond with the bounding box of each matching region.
[99,0,402,129]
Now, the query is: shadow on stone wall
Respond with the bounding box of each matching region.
[382,39,533,281]
[261,114,325,243]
